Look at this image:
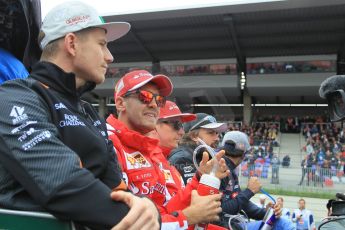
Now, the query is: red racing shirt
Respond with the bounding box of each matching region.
[107,115,192,229]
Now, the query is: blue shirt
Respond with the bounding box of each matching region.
[0,48,28,84]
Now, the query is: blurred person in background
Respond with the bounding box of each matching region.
[0,47,28,83]
[277,197,291,219]
[256,194,267,208]
[292,199,315,230]
[0,0,42,83]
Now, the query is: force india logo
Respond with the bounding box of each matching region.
[125,151,151,169]
[10,106,28,125]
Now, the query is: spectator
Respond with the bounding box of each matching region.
[271,154,280,184]
[0,1,160,229]
[292,199,316,230]
[0,47,28,84]
[256,194,267,208]
[298,156,309,186]
[277,197,291,220]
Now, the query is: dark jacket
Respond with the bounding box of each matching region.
[219,157,266,226]
[168,143,197,185]
[0,62,129,229]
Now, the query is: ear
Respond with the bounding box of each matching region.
[115,97,126,113]
[64,33,78,56]
[190,131,199,142]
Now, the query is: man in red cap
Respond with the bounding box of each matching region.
[107,70,228,229]
[155,100,196,154]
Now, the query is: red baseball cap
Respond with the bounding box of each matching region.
[159,101,196,123]
[114,70,173,99]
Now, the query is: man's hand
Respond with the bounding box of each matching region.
[247,177,261,194]
[182,190,222,225]
[110,190,160,230]
[199,150,230,179]
[268,202,282,219]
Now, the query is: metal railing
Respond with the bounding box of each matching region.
[238,162,345,191]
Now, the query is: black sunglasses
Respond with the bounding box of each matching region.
[161,120,183,131]
[124,89,166,108]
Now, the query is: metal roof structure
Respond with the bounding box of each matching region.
[104,0,345,63]
[93,0,345,108]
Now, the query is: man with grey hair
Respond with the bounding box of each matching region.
[0,1,159,229]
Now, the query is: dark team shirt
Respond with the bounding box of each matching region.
[0,62,129,229]
[219,157,266,226]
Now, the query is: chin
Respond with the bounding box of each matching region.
[142,124,156,133]
[95,76,105,85]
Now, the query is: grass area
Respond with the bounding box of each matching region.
[263,188,334,199]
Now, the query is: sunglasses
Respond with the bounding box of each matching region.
[161,120,183,131]
[124,89,166,108]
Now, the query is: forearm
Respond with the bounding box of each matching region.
[222,189,254,215]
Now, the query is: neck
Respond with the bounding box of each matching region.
[118,114,151,134]
[228,156,242,166]
[47,56,84,89]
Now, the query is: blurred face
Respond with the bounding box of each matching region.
[119,83,161,134]
[156,118,184,149]
[73,28,114,86]
[277,198,284,207]
[197,128,220,148]
[299,200,305,210]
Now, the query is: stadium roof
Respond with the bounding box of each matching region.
[103,0,345,65]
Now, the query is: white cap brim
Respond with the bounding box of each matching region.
[200,122,228,132]
[99,22,131,42]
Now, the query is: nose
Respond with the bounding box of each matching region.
[105,47,114,63]
[148,97,158,108]
[215,132,220,141]
[177,127,185,135]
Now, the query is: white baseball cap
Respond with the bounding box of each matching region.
[221,131,251,152]
[39,1,131,49]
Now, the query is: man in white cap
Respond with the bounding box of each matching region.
[0,1,159,229]
[169,113,228,184]
[218,131,295,230]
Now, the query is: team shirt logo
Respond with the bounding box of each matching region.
[10,106,28,125]
[124,151,151,169]
[59,114,85,127]
[163,169,174,184]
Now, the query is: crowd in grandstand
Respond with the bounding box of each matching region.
[300,122,345,187]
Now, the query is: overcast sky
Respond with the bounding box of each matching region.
[41,0,281,19]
